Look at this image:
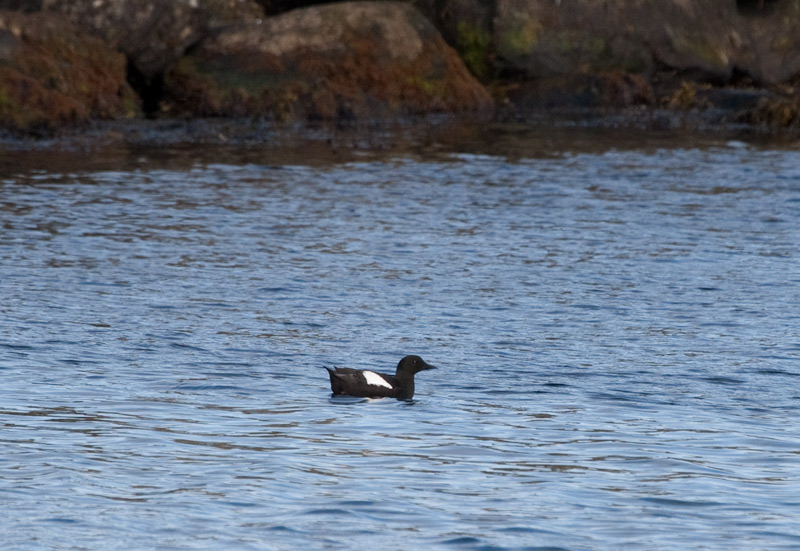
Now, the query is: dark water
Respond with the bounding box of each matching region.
[1,126,799,550]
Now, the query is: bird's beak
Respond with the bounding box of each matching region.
[422,362,436,370]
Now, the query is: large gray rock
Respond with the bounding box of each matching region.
[429,0,800,85]
[163,1,493,119]
[736,0,800,84]
[493,0,737,81]
[0,10,138,132]
[199,0,265,25]
[40,0,264,80]
[42,0,205,80]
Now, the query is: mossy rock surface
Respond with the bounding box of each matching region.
[41,0,206,80]
[0,10,138,133]
[489,0,800,85]
[163,1,493,121]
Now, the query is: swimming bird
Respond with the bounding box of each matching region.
[324,355,436,399]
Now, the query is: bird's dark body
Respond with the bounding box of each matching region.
[326,367,401,398]
[324,355,436,400]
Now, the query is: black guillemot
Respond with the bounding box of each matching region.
[324,355,436,399]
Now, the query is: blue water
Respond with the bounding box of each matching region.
[1,128,799,550]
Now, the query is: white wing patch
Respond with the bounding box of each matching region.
[362,370,392,389]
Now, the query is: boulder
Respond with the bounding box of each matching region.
[493,0,737,82]
[41,0,207,81]
[414,0,495,80]
[197,0,266,25]
[0,10,138,132]
[163,1,493,120]
[735,0,800,84]
[488,0,800,86]
[37,0,266,114]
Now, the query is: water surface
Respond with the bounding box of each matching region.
[1,126,799,550]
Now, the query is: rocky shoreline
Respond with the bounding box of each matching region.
[1,0,799,140]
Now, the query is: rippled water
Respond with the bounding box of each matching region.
[1,126,799,550]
